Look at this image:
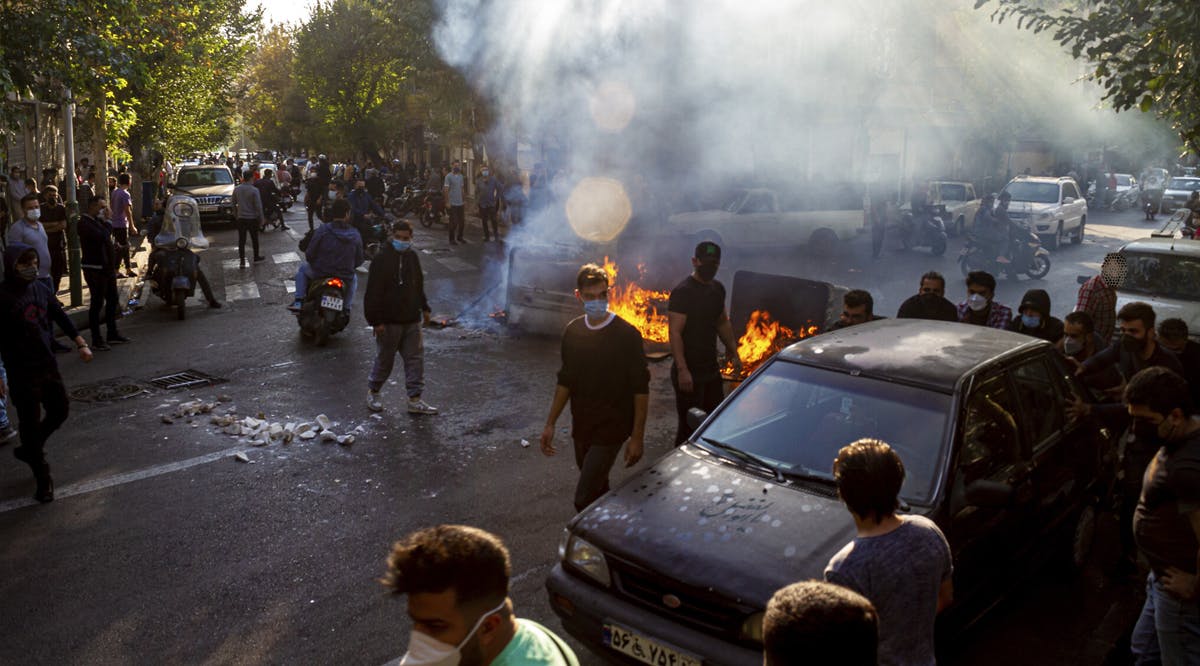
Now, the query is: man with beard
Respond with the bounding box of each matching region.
[668,242,740,445]
[896,271,958,322]
[0,244,94,502]
[1058,311,1120,392]
[956,271,1012,330]
[383,525,578,666]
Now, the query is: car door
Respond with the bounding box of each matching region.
[1062,181,1084,231]
[944,371,1035,601]
[1010,355,1075,535]
[737,192,781,248]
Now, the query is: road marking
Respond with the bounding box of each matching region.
[225,282,261,301]
[273,251,301,264]
[0,447,248,514]
[434,256,476,273]
[284,280,296,294]
[221,258,243,270]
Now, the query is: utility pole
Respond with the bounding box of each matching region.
[62,86,82,307]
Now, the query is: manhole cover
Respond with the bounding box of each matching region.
[148,369,225,391]
[69,378,148,403]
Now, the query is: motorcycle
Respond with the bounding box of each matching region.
[149,195,210,320]
[959,223,1051,280]
[421,191,446,228]
[1110,188,1139,212]
[390,183,423,217]
[896,204,949,256]
[296,276,351,346]
[354,213,390,260]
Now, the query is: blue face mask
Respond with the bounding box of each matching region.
[391,239,411,252]
[583,299,608,316]
[1021,314,1041,328]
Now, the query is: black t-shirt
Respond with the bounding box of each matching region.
[1134,430,1200,575]
[556,315,650,445]
[668,275,727,381]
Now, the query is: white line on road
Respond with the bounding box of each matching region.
[273,251,301,264]
[434,256,477,273]
[221,258,243,270]
[225,282,261,301]
[0,447,249,514]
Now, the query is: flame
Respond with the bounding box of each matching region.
[602,257,670,343]
[724,310,820,379]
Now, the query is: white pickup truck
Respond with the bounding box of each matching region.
[665,188,864,256]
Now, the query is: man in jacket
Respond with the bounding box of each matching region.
[1007,289,1064,343]
[364,220,436,415]
[0,243,94,502]
[78,196,131,350]
[232,170,266,268]
[348,179,385,239]
[477,166,503,241]
[290,199,363,312]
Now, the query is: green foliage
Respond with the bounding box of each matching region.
[977,0,1200,150]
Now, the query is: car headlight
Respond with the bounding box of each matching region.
[1036,211,1051,220]
[563,534,611,587]
[175,237,188,249]
[739,611,764,643]
[221,195,234,204]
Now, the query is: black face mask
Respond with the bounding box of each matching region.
[696,263,719,282]
[1121,334,1146,353]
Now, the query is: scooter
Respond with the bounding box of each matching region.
[959,224,1051,280]
[421,192,446,228]
[296,276,351,346]
[896,204,949,256]
[149,195,210,320]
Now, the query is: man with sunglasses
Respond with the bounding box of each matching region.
[541,263,650,512]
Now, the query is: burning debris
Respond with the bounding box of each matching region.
[602,257,670,344]
[723,310,820,380]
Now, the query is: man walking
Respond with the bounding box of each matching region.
[78,196,131,350]
[477,165,502,241]
[444,160,467,245]
[383,525,579,665]
[825,439,953,666]
[541,263,649,511]
[8,194,72,354]
[233,170,266,268]
[1124,367,1200,664]
[0,243,94,502]
[364,220,438,416]
[39,186,68,291]
[109,173,137,277]
[668,241,739,445]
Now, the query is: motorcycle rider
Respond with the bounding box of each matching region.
[290,199,364,312]
[254,169,288,231]
[348,179,386,241]
[145,198,223,310]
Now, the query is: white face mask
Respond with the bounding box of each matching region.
[399,600,506,666]
[966,293,988,312]
[25,207,40,222]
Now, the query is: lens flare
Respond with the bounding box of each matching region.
[589,80,636,133]
[565,177,632,242]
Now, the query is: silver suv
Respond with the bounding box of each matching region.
[1001,176,1088,250]
[170,165,236,223]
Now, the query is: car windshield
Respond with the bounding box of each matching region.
[1167,178,1200,191]
[1116,175,1132,187]
[176,169,233,187]
[697,360,950,505]
[1118,251,1200,301]
[1002,181,1060,204]
[938,183,968,201]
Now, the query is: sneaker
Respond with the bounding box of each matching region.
[0,425,17,444]
[208,300,223,309]
[253,255,266,262]
[407,398,439,415]
[367,390,383,412]
[92,340,113,352]
[288,300,303,312]
[108,334,132,344]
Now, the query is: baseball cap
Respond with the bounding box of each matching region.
[695,241,721,261]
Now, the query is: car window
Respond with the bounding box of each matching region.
[1167,178,1200,191]
[1002,181,1060,204]
[939,184,967,201]
[1117,175,1132,187]
[698,361,950,505]
[1117,251,1200,301]
[1063,182,1080,199]
[176,169,232,187]
[959,375,1021,483]
[1011,359,1064,450]
[741,193,773,214]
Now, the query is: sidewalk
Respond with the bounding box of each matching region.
[59,237,150,335]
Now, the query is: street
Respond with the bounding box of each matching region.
[0,204,1161,665]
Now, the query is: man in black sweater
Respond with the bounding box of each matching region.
[364,220,436,415]
[541,263,651,512]
[78,196,131,350]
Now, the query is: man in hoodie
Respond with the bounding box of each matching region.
[290,199,363,312]
[0,243,94,502]
[364,220,437,415]
[1007,289,1064,343]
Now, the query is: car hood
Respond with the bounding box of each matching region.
[173,184,233,198]
[572,448,855,607]
[1006,201,1053,214]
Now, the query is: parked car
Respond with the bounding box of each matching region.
[902,181,982,237]
[1000,176,1088,250]
[1159,177,1200,214]
[665,187,864,257]
[169,165,236,224]
[1113,237,1200,342]
[546,319,1113,666]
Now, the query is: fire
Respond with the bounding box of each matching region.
[724,310,820,379]
[602,257,670,343]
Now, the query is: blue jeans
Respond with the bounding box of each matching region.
[294,263,356,310]
[0,362,9,429]
[1132,571,1200,665]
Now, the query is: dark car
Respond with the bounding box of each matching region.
[546,319,1113,666]
[170,165,236,224]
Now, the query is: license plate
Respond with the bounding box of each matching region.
[199,205,217,212]
[319,295,344,311]
[602,623,701,666]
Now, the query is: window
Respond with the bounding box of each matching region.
[741,193,773,214]
[959,375,1021,483]
[1063,182,1080,200]
[1011,359,1063,450]
[1002,182,1060,204]
[1118,251,1200,301]
[939,184,968,202]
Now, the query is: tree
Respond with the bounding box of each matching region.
[976,0,1200,151]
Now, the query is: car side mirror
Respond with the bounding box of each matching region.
[964,479,1013,508]
[1076,275,1089,285]
[686,408,707,431]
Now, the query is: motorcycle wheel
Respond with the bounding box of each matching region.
[930,233,947,257]
[420,211,435,228]
[174,288,187,321]
[315,320,331,347]
[1027,255,1051,279]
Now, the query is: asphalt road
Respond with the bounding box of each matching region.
[0,204,1158,664]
